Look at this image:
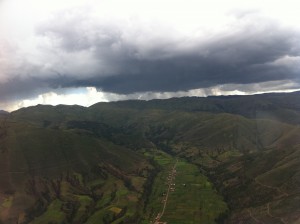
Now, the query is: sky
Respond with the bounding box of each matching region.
[0,0,300,111]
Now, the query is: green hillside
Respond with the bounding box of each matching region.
[0,118,151,224]
[1,91,300,223]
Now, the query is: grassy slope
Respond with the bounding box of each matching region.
[3,92,300,223]
[88,91,300,124]
[207,145,300,223]
[0,118,151,224]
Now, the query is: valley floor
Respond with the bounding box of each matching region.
[142,150,228,224]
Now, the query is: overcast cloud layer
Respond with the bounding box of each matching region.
[1,0,300,110]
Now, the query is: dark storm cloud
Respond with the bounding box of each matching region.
[0,74,73,101]
[33,11,300,94]
[1,9,300,101]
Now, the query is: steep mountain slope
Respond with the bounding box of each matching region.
[210,145,300,223]
[0,110,8,119]
[0,118,151,224]
[89,91,300,124]
[2,91,300,223]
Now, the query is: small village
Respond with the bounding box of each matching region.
[152,160,178,224]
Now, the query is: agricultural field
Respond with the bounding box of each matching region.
[1,92,300,223]
[142,150,228,224]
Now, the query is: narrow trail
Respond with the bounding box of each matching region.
[267,203,287,224]
[247,178,289,224]
[247,209,265,224]
[252,178,288,224]
[254,178,289,197]
[247,203,287,224]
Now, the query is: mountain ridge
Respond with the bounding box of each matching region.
[1,91,299,223]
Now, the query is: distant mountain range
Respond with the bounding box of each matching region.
[0,110,8,115]
[1,91,299,223]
